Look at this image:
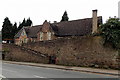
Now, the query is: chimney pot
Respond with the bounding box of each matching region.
[54,21,57,23]
[92,9,97,12]
[114,16,116,18]
[109,16,111,19]
[45,20,47,22]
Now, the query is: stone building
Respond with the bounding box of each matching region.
[14,10,102,45]
[14,25,41,45]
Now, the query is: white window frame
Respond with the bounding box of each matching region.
[48,32,51,40]
[40,32,43,41]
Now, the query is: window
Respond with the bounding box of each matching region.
[40,32,43,41]
[24,38,26,43]
[48,32,51,40]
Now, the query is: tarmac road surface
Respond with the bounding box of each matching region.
[2,62,118,80]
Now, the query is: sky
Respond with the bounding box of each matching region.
[0,0,119,29]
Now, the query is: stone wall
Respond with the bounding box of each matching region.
[2,44,49,63]
[22,36,119,69]
[2,36,119,69]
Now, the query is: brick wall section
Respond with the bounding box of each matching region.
[2,44,49,63]
[22,36,119,69]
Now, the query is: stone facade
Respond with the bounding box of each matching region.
[3,43,49,63]
[14,28,28,45]
[21,36,119,69]
[37,20,56,41]
[38,32,55,41]
[14,10,102,45]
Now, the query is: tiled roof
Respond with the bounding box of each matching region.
[14,16,102,38]
[25,25,42,38]
[51,16,102,36]
[14,25,42,38]
[14,28,24,38]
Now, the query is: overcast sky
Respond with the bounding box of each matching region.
[0,0,119,29]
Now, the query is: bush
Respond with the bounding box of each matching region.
[99,17,120,49]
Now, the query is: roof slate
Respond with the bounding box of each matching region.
[14,28,24,38]
[14,16,102,38]
[14,25,42,38]
[25,25,42,38]
[51,16,102,36]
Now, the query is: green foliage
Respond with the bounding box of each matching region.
[2,17,18,40]
[99,17,120,49]
[2,17,32,42]
[17,18,32,31]
[11,22,18,38]
[61,11,69,22]
[2,17,13,40]
[26,18,32,26]
[17,18,25,31]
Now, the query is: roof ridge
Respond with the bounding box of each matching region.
[32,25,42,27]
[51,16,102,24]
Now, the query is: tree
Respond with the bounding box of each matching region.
[11,22,18,38]
[61,11,69,22]
[17,18,32,31]
[17,18,26,31]
[99,17,120,49]
[2,17,13,40]
[2,17,32,42]
[26,18,32,26]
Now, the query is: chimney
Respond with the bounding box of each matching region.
[92,9,98,34]
[54,21,57,23]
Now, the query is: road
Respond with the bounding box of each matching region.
[2,62,118,79]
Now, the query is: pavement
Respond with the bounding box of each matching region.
[2,61,119,77]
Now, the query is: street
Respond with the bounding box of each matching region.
[1,62,118,79]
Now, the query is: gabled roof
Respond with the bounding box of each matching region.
[14,27,25,38]
[41,20,52,32]
[25,25,42,38]
[15,16,102,38]
[14,25,42,38]
[51,16,102,36]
